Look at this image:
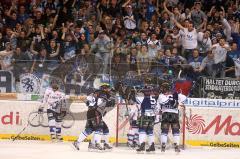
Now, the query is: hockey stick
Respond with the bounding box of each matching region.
[12,113,39,141]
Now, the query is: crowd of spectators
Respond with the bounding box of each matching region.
[0,0,239,89]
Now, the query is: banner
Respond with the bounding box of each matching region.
[185,98,240,108]
[201,77,240,99]
[185,107,240,148]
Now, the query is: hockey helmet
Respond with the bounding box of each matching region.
[50,79,59,91]
[160,82,171,93]
[100,83,111,90]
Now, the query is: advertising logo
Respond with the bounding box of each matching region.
[0,112,21,125]
[186,114,205,134]
[19,73,41,94]
[187,114,240,136]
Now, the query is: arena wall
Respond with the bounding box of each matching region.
[0,99,240,148]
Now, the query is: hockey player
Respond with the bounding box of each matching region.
[73,83,115,151]
[115,82,139,148]
[126,104,139,148]
[136,80,159,153]
[38,80,67,141]
[157,82,187,153]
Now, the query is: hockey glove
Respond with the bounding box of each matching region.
[106,99,115,107]
[38,107,43,114]
[60,111,67,118]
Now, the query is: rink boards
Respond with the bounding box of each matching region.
[0,99,240,148]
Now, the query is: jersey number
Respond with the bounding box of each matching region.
[150,96,156,109]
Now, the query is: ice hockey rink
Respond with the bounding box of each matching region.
[0,140,239,159]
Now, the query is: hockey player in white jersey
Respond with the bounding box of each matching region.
[38,80,67,141]
[157,82,187,153]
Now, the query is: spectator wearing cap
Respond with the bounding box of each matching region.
[135,41,142,53]
[91,30,111,74]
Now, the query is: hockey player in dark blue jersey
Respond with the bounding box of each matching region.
[136,80,159,153]
[73,83,115,151]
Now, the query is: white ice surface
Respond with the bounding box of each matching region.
[0,140,239,159]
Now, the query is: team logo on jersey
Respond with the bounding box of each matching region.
[19,73,41,94]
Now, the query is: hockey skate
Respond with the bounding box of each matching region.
[88,142,95,151]
[161,143,166,152]
[94,143,105,152]
[72,141,80,150]
[146,143,155,153]
[104,143,113,151]
[174,143,180,153]
[50,134,57,142]
[136,142,145,153]
[127,141,137,149]
[56,136,63,142]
